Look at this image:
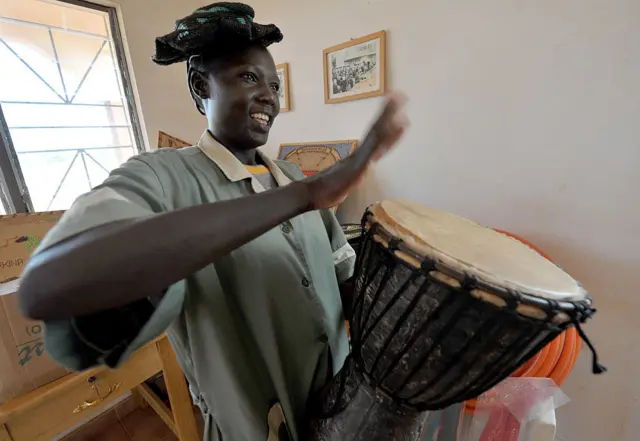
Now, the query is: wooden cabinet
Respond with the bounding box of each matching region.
[0,336,198,441]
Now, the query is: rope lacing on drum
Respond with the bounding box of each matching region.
[504,288,521,310]
[461,273,478,291]
[572,304,607,374]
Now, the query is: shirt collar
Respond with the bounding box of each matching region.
[197,130,292,191]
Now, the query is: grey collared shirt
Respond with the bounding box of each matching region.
[37,131,356,441]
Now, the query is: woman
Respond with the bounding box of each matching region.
[18,3,407,441]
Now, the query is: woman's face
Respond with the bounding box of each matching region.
[195,45,281,152]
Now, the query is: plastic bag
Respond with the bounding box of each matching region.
[457,378,569,441]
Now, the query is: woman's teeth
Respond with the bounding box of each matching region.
[251,113,270,126]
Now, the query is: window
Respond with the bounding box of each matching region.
[0,0,144,214]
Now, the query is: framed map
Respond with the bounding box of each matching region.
[277,140,358,177]
[157,131,191,149]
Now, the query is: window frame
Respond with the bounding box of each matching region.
[0,0,146,214]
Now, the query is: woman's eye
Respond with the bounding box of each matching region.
[242,72,258,82]
[270,84,280,93]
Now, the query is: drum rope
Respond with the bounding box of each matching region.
[359,271,421,344]
[385,292,465,397]
[364,274,433,385]
[405,308,503,405]
[571,311,607,374]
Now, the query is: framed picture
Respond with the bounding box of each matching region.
[277,140,358,176]
[276,62,291,112]
[157,131,191,149]
[323,30,386,104]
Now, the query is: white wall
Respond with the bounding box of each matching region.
[111,1,639,440]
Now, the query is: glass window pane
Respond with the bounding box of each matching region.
[0,0,108,36]
[3,103,128,128]
[0,21,66,100]
[0,1,142,212]
[51,29,113,103]
[0,37,64,103]
[72,44,124,105]
[17,146,135,212]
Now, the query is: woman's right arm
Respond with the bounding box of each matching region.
[19,93,408,321]
[19,181,312,320]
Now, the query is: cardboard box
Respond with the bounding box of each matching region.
[0,211,70,404]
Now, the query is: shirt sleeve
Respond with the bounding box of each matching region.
[36,155,186,370]
[319,209,357,284]
[273,160,357,284]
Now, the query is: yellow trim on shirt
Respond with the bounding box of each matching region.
[244,165,269,174]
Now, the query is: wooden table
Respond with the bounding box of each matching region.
[0,336,199,441]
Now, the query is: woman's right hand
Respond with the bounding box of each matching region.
[303,93,409,210]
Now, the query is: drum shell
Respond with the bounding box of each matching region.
[308,358,426,441]
[341,223,365,256]
[349,231,565,410]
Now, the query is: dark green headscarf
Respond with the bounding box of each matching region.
[153,2,283,66]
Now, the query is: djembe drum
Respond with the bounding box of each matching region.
[309,200,603,441]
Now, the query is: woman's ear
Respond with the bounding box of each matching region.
[189,69,210,101]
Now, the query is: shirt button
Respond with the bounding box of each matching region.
[281,222,293,234]
[301,277,310,287]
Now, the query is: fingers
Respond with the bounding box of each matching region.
[371,126,405,161]
[370,93,409,161]
[378,92,408,121]
[348,92,409,169]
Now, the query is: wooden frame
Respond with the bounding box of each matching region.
[276,63,291,112]
[157,131,191,149]
[323,30,386,104]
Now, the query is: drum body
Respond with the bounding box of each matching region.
[348,228,563,410]
[309,200,597,441]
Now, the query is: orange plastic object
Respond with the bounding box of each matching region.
[464,230,580,413]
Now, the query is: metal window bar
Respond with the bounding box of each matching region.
[69,40,108,103]
[49,28,69,102]
[18,146,133,155]
[0,16,110,42]
[8,125,132,130]
[105,6,146,153]
[0,101,125,107]
[0,0,146,213]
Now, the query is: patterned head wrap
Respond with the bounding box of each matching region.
[153,2,283,66]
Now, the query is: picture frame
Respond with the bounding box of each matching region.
[323,30,386,104]
[157,131,191,149]
[277,140,358,177]
[276,62,291,112]
[278,140,359,213]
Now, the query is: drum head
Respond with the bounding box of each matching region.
[369,200,587,301]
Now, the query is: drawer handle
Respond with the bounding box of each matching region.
[73,382,121,414]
